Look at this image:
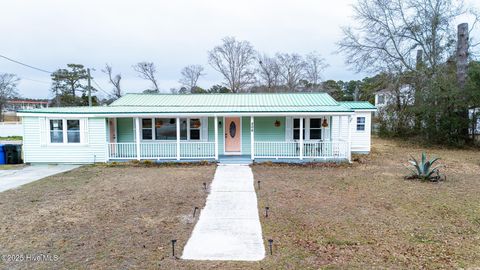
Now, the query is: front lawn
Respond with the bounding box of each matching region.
[253,138,480,269]
[0,138,479,269]
[0,164,216,269]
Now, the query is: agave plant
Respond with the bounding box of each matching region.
[406,152,444,182]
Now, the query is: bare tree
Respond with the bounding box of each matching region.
[256,53,281,92]
[208,37,256,93]
[133,62,159,92]
[337,0,478,76]
[0,73,19,121]
[276,53,306,91]
[304,51,328,87]
[102,64,122,99]
[179,65,205,91]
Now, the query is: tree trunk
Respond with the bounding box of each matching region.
[457,23,470,141]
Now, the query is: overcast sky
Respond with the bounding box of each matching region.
[1,0,479,99]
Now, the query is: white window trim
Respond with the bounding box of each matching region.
[356,117,366,132]
[141,117,206,142]
[47,118,84,145]
[291,117,329,141]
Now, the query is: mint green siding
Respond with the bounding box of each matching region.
[208,117,223,154]
[117,118,134,142]
[242,117,251,155]
[22,116,107,163]
[206,116,285,155]
[253,117,285,141]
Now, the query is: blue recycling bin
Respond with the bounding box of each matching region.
[0,144,5,165]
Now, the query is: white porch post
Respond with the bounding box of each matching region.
[347,115,352,163]
[176,117,180,161]
[135,117,141,160]
[250,116,254,160]
[299,117,304,160]
[214,116,219,161]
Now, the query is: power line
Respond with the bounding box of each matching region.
[19,77,51,84]
[92,78,111,97]
[0,54,53,74]
[0,53,114,98]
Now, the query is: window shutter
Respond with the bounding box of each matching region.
[201,118,208,141]
[285,117,293,141]
[81,118,89,144]
[39,117,47,146]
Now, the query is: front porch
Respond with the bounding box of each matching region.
[106,115,353,162]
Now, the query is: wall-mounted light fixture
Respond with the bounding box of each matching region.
[274,120,281,127]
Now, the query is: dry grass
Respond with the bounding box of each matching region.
[252,137,480,269]
[0,165,216,269]
[0,137,479,269]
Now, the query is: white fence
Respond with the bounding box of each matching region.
[108,141,349,161]
[108,141,215,160]
[0,122,23,137]
[254,141,349,160]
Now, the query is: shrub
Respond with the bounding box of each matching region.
[142,160,154,166]
[405,152,445,182]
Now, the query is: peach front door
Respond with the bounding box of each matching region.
[225,117,241,153]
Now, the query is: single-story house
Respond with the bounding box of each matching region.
[17,93,376,164]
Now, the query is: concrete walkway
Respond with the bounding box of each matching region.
[0,164,80,193]
[182,164,265,261]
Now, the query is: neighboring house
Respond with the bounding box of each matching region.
[374,85,414,113]
[4,99,49,111]
[469,108,480,135]
[17,93,376,164]
[375,85,479,135]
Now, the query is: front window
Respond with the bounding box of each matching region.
[189,119,201,140]
[293,118,305,140]
[67,120,80,143]
[49,119,81,144]
[142,119,153,140]
[357,117,366,131]
[142,118,200,140]
[155,118,176,140]
[50,119,63,143]
[309,118,322,140]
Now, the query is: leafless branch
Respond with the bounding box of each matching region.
[133,62,159,92]
[102,64,122,99]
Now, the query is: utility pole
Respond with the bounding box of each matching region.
[87,68,92,107]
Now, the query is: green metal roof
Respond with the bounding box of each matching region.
[110,93,340,107]
[340,101,376,110]
[19,93,354,115]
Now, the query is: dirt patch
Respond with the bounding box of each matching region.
[252,137,480,269]
[0,165,218,269]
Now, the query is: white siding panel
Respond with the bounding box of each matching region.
[350,112,372,153]
[23,117,107,163]
[331,115,349,141]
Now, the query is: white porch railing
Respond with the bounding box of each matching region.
[108,143,137,159]
[303,141,349,159]
[253,141,349,160]
[108,141,215,160]
[180,141,215,159]
[253,141,299,158]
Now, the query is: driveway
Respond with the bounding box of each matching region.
[182,164,265,261]
[0,164,80,192]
